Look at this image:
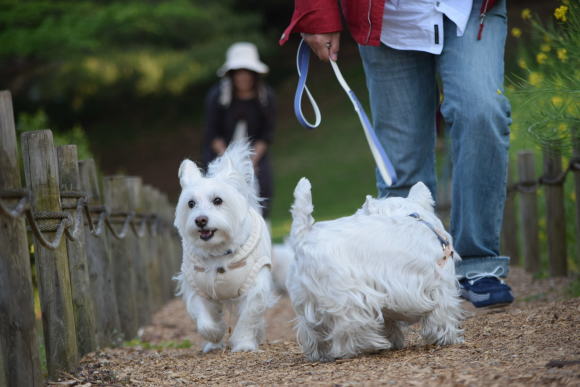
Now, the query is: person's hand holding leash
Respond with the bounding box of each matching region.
[301,32,340,62]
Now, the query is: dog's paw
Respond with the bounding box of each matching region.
[203,342,225,353]
[197,322,226,343]
[231,341,258,352]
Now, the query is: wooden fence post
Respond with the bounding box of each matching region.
[126,176,152,326]
[152,189,172,302]
[572,143,580,262]
[164,193,181,295]
[104,176,139,340]
[57,145,97,355]
[0,346,6,387]
[0,91,42,386]
[501,164,520,266]
[21,130,79,379]
[78,159,122,347]
[543,150,568,276]
[517,151,540,274]
[143,185,162,312]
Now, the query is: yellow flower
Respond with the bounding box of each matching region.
[521,8,532,20]
[558,123,568,133]
[518,59,527,69]
[551,96,564,107]
[536,52,548,64]
[496,89,503,95]
[540,44,551,52]
[511,27,522,38]
[557,48,568,61]
[528,72,543,86]
[554,5,568,22]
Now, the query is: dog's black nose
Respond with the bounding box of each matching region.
[195,216,208,228]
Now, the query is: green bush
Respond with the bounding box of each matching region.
[507,1,578,273]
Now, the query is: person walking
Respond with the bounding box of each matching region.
[280,0,514,307]
[203,42,277,219]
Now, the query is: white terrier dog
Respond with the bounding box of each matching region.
[174,140,276,352]
[286,178,463,361]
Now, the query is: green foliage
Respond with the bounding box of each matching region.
[509,1,579,154]
[17,110,93,160]
[568,276,580,297]
[506,1,579,271]
[0,0,271,106]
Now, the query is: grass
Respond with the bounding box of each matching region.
[268,44,377,242]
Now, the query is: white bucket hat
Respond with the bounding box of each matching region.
[217,42,269,77]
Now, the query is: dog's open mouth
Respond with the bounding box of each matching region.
[199,228,216,241]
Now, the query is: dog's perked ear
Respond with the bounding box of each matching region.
[208,139,256,189]
[178,159,202,188]
[407,182,435,212]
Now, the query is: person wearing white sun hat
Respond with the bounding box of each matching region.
[203,42,277,219]
[217,42,270,76]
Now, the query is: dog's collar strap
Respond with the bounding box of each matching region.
[225,210,262,267]
[208,249,233,258]
[408,213,454,259]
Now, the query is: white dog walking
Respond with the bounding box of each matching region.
[174,141,276,353]
[286,178,463,361]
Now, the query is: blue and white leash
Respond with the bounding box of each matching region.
[293,39,397,187]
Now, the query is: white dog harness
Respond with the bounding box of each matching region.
[182,210,271,301]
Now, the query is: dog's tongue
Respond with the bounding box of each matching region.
[200,229,214,241]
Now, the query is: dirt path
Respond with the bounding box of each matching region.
[59,268,579,386]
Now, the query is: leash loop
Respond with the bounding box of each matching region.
[294,39,322,129]
[294,39,398,186]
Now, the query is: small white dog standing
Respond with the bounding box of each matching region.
[174,140,276,353]
[286,178,463,361]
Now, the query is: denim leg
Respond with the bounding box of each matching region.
[436,0,512,277]
[358,44,438,199]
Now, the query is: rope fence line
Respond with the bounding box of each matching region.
[508,155,580,193]
[0,188,173,250]
[1,92,183,385]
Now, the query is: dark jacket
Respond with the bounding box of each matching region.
[202,79,276,166]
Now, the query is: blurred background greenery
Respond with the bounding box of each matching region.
[1,0,577,275]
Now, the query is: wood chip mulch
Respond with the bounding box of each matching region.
[52,268,580,386]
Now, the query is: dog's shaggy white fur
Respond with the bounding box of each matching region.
[285,178,463,361]
[174,140,276,353]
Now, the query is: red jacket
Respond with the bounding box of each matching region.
[279,0,497,46]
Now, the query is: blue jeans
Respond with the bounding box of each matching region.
[358,0,511,278]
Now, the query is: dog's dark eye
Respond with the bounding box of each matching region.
[213,197,223,206]
[188,200,195,208]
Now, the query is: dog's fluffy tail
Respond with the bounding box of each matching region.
[290,177,314,242]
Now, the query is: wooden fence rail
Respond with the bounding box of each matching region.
[0,90,181,385]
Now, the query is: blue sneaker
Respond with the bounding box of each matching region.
[459,268,514,308]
